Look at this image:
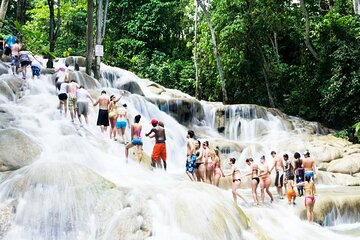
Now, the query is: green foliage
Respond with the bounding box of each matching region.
[4,0,360,133]
[21,0,86,57]
[333,130,349,141]
[353,122,360,142]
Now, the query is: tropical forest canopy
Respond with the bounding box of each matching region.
[1,0,360,136]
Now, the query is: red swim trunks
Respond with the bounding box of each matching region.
[151,143,167,161]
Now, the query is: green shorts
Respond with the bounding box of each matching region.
[68,96,77,110]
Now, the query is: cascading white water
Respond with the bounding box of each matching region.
[0,63,359,239]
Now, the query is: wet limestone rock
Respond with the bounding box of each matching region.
[0,75,22,102]
[0,129,41,171]
[65,56,86,68]
[326,153,360,175]
[0,61,10,76]
[0,107,15,129]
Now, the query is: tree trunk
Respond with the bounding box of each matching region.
[16,0,27,25]
[354,0,360,14]
[196,0,227,103]
[94,0,108,80]
[47,0,61,68]
[194,1,200,100]
[86,0,94,75]
[300,0,319,61]
[0,0,10,29]
[247,0,275,108]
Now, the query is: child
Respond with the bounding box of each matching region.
[286,181,296,205]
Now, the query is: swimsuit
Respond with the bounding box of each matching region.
[96,109,109,126]
[131,137,143,146]
[305,196,315,206]
[305,170,314,179]
[151,143,166,161]
[287,189,296,203]
[116,120,127,129]
[131,127,142,145]
[252,177,260,184]
[186,154,196,173]
[214,168,222,177]
[233,179,241,183]
[31,65,41,76]
[275,170,284,187]
[195,162,204,169]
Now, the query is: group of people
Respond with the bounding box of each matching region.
[185,132,317,223]
[236,151,317,223]
[186,130,225,186]
[1,35,42,79]
[54,80,168,169]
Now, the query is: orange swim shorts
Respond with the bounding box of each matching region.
[287,189,296,202]
[151,143,167,161]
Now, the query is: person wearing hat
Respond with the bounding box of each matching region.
[145,118,167,170]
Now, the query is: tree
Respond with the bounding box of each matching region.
[86,0,94,75]
[0,0,10,28]
[94,0,108,80]
[196,0,227,103]
[47,0,61,68]
[193,0,200,99]
[16,0,27,25]
[299,0,319,60]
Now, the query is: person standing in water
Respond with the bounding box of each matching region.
[245,158,260,205]
[76,85,94,125]
[58,78,69,116]
[108,91,123,140]
[270,151,284,198]
[67,80,80,123]
[213,148,225,187]
[303,151,316,181]
[19,47,31,79]
[226,158,246,203]
[303,151,317,195]
[186,130,197,181]
[194,140,205,182]
[205,146,216,184]
[93,90,110,134]
[258,155,274,203]
[10,39,21,75]
[125,114,143,163]
[116,103,129,144]
[294,152,304,196]
[145,118,167,170]
[297,175,316,223]
[283,154,294,192]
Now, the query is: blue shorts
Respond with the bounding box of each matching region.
[31,66,41,76]
[186,154,196,173]
[305,171,314,179]
[131,137,143,146]
[116,120,127,129]
[11,55,19,67]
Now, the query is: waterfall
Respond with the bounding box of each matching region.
[0,62,359,239]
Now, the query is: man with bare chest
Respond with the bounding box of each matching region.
[93,90,110,133]
[270,151,284,198]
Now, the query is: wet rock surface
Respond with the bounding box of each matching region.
[0,129,41,171]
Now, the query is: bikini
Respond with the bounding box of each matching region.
[252,167,260,184]
[233,179,241,183]
[304,182,315,206]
